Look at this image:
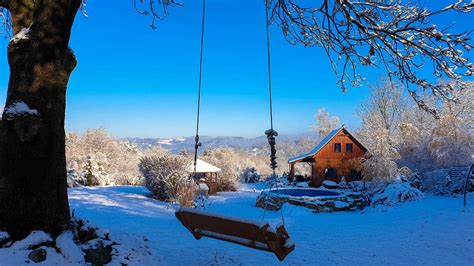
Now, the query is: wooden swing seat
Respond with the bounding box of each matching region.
[175,208,295,261]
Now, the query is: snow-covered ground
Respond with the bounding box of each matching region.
[2,184,473,265]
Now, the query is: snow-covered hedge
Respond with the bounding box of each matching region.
[139,154,194,203]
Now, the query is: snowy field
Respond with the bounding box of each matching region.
[2,184,473,265]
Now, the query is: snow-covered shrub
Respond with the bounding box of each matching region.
[371,181,424,206]
[240,167,261,183]
[202,148,240,192]
[409,172,423,190]
[67,168,87,188]
[433,174,461,195]
[139,153,192,202]
[66,129,143,187]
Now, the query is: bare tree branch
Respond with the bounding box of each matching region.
[0,6,11,36]
[267,0,474,115]
[134,0,182,29]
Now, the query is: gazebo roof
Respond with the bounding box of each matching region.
[186,159,221,173]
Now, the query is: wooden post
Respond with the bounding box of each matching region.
[289,163,295,179]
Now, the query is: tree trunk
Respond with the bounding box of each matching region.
[0,0,81,238]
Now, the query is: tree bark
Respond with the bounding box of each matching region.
[0,0,81,238]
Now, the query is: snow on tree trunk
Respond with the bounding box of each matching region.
[0,0,82,238]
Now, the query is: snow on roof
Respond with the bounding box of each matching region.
[288,125,366,163]
[186,159,221,173]
[288,127,343,163]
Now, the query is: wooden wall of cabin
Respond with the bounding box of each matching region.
[311,131,365,187]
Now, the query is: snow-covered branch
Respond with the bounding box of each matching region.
[269,0,474,115]
[0,6,11,36]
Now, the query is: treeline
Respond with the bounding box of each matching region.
[357,80,473,181]
[65,129,282,188]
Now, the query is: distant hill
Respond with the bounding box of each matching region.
[124,133,313,154]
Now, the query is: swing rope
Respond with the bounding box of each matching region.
[262,0,285,226]
[191,0,284,225]
[176,2,294,259]
[264,0,278,179]
[193,0,206,176]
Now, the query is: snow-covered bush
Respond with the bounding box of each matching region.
[433,175,457,195]
[240,167,261,183]
[66,129,143,186]
[371,180,424,206]
[139,153,193,202]
[202,148,240,192]
[67,168,87,188]
[409,172,423,190]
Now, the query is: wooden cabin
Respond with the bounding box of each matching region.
[288,126,368,187]
[187,159,221,195]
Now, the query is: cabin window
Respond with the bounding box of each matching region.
[334,143,341,153]
[325,168,337,178]
[346,143,353,153]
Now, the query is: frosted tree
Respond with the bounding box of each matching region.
[0,0,472,237]
[358,81,406,150]
[360,127,401,182]
[66,129,143,187]
[311,108,340,138]
[398,94,437,171]
[358,81,408,181]
[202,148,241,192]
[430,85,473,167]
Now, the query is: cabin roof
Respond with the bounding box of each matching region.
[288,126,367,163]
[186,159,221,173]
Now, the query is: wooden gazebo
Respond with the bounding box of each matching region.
[187,159,221,195]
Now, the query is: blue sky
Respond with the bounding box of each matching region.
[0,0,472,138]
